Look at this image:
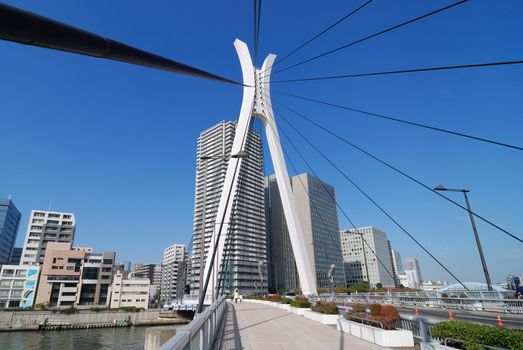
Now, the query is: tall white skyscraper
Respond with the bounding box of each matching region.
[20,210,76,266]
[161,244,188,302]
[191,121,266,295]
[340,226,395,288]
[406,257,422,286]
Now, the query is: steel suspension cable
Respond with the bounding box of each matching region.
[272,105,469,289]
[260,0,374,74]
[272,59,523,83]
[270,0,469,77]
[273,90,523,152]
[274,99,523,245]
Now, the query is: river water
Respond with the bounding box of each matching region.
[0,325,178,350]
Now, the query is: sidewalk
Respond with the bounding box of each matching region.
[219,300,392,350]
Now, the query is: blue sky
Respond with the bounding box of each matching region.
[1,0,522,284]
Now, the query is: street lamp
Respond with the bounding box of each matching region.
[434,185,493,291]
[196,151,248,312]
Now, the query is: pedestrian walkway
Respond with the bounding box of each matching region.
[219,301,392,350]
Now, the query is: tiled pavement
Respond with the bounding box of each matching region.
[219,301,393,350]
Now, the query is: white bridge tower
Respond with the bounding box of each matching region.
[202,39,317,299]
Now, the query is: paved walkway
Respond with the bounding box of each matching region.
[219,301,392,350]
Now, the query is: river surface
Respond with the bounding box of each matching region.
[0,325,178,350]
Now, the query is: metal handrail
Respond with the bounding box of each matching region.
[160,295,227,350]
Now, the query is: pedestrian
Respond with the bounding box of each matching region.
[239,293,243,303]
[234,289,240,303]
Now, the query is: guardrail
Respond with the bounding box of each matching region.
[312,294,523,314]
[159,296,227,350]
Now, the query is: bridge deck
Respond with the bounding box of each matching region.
[219,301,391,350]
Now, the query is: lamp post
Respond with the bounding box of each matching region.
[354,231,371,292]
[434,185,493,291]
[197,151,248,312]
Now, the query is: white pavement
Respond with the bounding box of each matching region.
[219,301,393,350]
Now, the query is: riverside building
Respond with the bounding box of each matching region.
[20,210,76,266]
[190,121,266,296]
[0,198,22,265]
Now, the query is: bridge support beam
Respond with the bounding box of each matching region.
[200,39,317,304]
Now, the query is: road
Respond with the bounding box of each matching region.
[397,306,523,329]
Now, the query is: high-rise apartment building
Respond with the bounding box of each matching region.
[340,226,396,288]
[20,210,76,266]
[0,198,22,265]
[406,257,422,286]
[191,121,266,295]
[265,173,346,292]
[35,242,115,307]
[161,244,188,302]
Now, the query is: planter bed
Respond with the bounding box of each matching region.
[304,310,339,325]
[337,318,414,347]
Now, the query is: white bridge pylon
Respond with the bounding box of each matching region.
[202,39,317,298]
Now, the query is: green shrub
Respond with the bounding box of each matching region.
[290,296,311,308]
[352,303,366,313]
[118,306,143,313]
[59,306,78,315]
[311,301,338,315]
[369,303,382,316]
[89,307,109,313]
[279,297,291,304]
[432,321,523,350]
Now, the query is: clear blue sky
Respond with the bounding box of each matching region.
[1,0,522,284]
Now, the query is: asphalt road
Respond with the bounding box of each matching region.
[397,306,523,329]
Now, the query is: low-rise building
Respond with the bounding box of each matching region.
[110,270,149,309]
[421,280,448,292]
[35,242,115,308]
[0,265,40,308]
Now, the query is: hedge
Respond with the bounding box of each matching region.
[290,296,311,308]
[432,321,523,350]
[311,301,338,315]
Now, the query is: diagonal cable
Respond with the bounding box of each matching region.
[263,92,431,287]
[273,90,523,152]
[272,105,469,289]
[260,0,374,74]
[272,59,523,83]
[270,0,470,77]
[275,99,523,245]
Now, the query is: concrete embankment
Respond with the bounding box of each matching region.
[0,309,189,331]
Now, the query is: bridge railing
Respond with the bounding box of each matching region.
[312,294,523,314]
[160,296,227,350]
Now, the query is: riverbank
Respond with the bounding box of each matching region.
[0,309,189,332]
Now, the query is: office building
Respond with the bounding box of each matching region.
[0,198,22,265]
[191,121,266,295]
[161,244,188,302]
[20,210,76,266]
[406,257,422,286]
[391,249,403,275]
[506,274,523,290]
[110,269,149,309]
[265,173,346,292]
[35,242,115,307]
[9,247,23,265]
[340,226,395,288]
[0,265,40,308]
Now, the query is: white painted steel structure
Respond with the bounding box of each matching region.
[201,39,317,299]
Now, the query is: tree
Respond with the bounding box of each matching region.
[376,283,383,290]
